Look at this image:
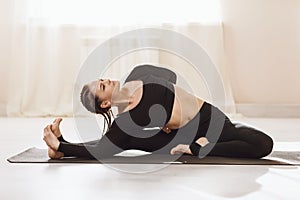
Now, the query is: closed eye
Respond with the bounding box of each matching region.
[99,79,105,91]
[100,83,105,91]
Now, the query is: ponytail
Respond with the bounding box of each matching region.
[80,84,113,134]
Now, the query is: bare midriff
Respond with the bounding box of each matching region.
[163,85,204,132]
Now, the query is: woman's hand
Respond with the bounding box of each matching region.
[170,144,192,155]
[43,125,60,151]
[48,147,64,159]
[50,118,63,137]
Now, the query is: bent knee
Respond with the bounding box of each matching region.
[254,135,274,158]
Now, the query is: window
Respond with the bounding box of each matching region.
[27,0,221,26]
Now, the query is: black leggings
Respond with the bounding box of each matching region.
[58,102,274,159]
[188,102,274,159]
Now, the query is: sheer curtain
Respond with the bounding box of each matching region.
[1,0,235,117]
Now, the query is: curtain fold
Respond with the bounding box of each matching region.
[1,0,234,117]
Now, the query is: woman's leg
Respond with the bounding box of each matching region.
[185,102,273,158]
[200,123,274,158]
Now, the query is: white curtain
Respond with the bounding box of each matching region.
[0,0,235,117]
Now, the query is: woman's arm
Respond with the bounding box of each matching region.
[57,135,99,145]
[57,136,121,159]
[55,122,132,159]
[46,118,185,159]
[59,127,179,157]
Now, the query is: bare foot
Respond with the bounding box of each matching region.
[50,118,63,137]
[43,125,60,151]
[170,144,192,155]
[48,148,64,159]
[195,137,209,147]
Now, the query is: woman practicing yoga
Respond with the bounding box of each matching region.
[43,64,273,159]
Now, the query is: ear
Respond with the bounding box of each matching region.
[100,100,111,109]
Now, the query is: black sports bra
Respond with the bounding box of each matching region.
[119,73,175,128]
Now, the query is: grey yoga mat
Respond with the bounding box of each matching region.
[7,147,300,165]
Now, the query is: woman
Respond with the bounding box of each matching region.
[43,64,274,160]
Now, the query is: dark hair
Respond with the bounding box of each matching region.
[80,84,113,133]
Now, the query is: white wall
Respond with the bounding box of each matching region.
[221,0,300,108]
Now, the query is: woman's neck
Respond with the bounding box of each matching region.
[112,88,131,106]
[112,81,143,113]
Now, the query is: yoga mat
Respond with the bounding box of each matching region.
[7,147,300,165]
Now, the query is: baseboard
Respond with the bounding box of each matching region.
[236,104,300,118]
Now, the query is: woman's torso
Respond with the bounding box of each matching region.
[166,85,204,130]
[119,79,204,131]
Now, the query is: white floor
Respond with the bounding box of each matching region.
[1,117,300,200]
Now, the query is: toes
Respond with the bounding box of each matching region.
[170,146,181,155]
[53,118,62,124]
[170,147,177,155]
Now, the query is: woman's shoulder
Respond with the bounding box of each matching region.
[125,64,177,84]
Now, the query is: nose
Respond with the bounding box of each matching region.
[99,79,111,86]
[103,79,110,84]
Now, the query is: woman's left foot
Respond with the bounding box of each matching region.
[48,148,64,159]
[195,137,209,147]
[170,144,192,155]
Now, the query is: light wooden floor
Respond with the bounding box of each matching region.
[1,117,300,200]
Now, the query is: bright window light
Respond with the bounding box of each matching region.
[27,0,221,26]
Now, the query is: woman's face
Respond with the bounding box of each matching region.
[88,79,119,107]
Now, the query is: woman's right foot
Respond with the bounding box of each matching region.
[43,125,60,151]
[50,118,63,137]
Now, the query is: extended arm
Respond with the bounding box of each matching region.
[57,135,99,145]
[43,119,132,159]
[57,122,132,159]
[57,128,177,158]
[45,118,182,159]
